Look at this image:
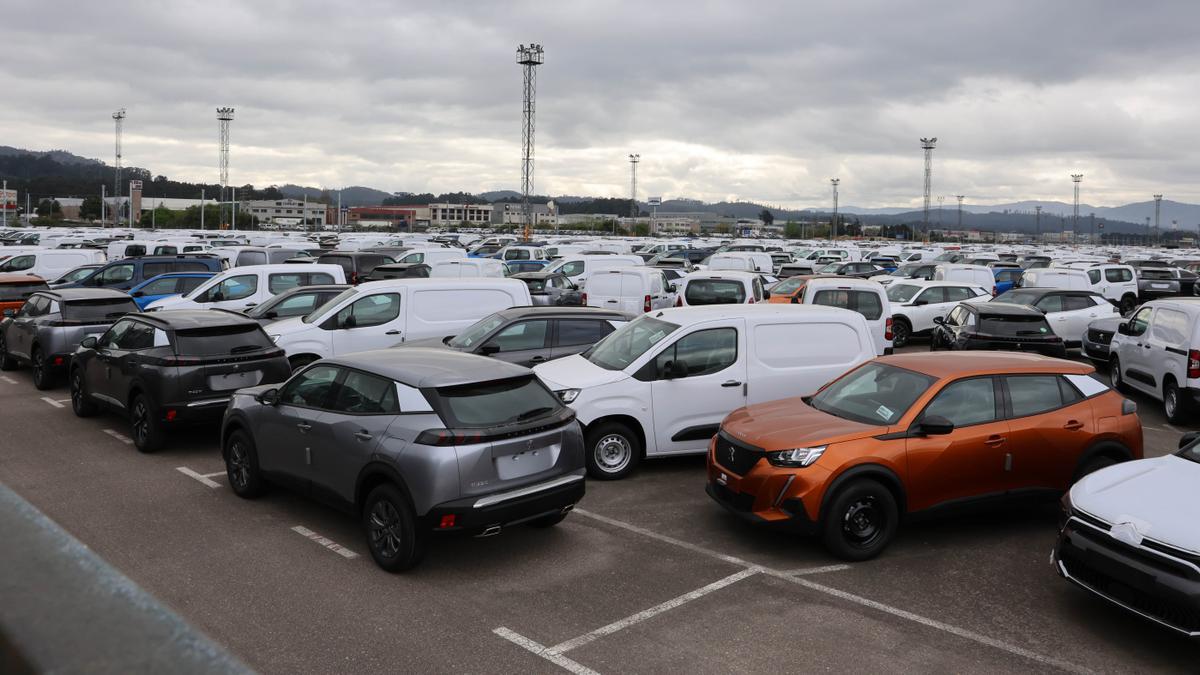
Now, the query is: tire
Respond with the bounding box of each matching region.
[70,368,98,417]
[1075,455,1117,482]
[820,479,899,562]
[31,347,54,391]
[1119,295,1137,316]
[224,429,266,498]
[0,333,16,371]
[129,393,166,453]
[1164,378,1191,425]
[891,318,912,349]
[527,511,568,528]
[584,421,641,480]
[288,354,318,371]
[1109,358,1129,393]
[362,484,427,573]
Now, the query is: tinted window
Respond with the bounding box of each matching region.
[0,255,34,272]
[685,279,746,305]
[331,370,400,414]
[915,287,946,304]
[1062,295,1094,312]
[98,264,135,285]
[114,322,155,350]
[21,295,50,317]
[484,320,549,352]
[556,319,616,347]
[1034,294,1064,313]
[153,246,177,255]
[201,275,258,302]
[310,272,335,285]
[1105,268,1133,283]
[812,289,884,320]
[1007,375,1065,417]
[1127,307,1152,336]
[62,298,138,321]
[178,277,208,294]
[945,286,974,302]
[175,262,213,273]
[319,255,354,274]
[980,314,1051,337]
[265,293,321,318]
[98,320,134,348]
[431,375,563,428]
[809,362,935,425]
[140,277,180,295]
[124,245,147,257]
[886,284,922,303]
[559,261,584,277]
[523,278,547,292]
[0,281,48,302]
[173,324,274,356]
[237,251,268,266]
[142,263,172,278]
[336,293,400,328]
[281,365,340,408]
[653,328,737,379]
[923,377,997,427]
[268,273,306,294]
[1087,269,1101,284]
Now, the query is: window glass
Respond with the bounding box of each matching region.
[886,284,922,303]
[336,293,400,328]
[140,277,180,295]
[1105,268,1133,283]
[114,322,156,350]
[280,365,340,408]
[809,362,935,425]
[1088,269,1101,284]
[556,319,616,347]
[485,320,549,352]
[945,305,965,326]
[586,315,679,371]
[400,253,424,264]
[1150,308,1190,345]
[944,286,973,302]
[685,279,746,305]
[124,245,146,257]
[236,251,268,266]
[1128,307,1152,336]
[178,277,208,294]
[98,264,135,285]
[653,328,737,379]
[20,295,49,317]
[175,262,212,273]
[430,375,563,428]
[269,273,306,294]
[916,287,946,304]
[1,255,34,272]
[980,313,1050,337]
[143,263,172,278]
[310,273,335,285]
[559,261,584,277]
[1062,295,1093,312]
[173,325,274,356]
[204,275,258,302]
[1007,375,1065,417]
[62,298,138,321]
[98,320,135,348]
[923,377,997,427]
[1064,373,1109,398]
[331,370,399,414]
[450,314,505,349]
[1034,294,1064,313]
[270,293,320,317]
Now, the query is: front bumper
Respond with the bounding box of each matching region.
[423,471,585,535]
[1081,339,1110,362]
[1054,512,1200,637]
[704,434,822,535]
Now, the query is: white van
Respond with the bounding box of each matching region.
[793,277,892,356]
[429,258,505,278]
[1022,265,1139,313]
[533,304,877,479]
[394,248,464,266]
[677,271,766,306]
[584,268,673,314]
[933,263,996,295]
[0,249,105,280]
[146,264,346,312]
[706,252,772,274]
[269,278,532,366]
[546,254,645,288]
[1109,297,1200,422]
[106,240,160,260]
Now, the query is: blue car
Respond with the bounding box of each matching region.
[127,272,215,309]
[993,268,1023,295]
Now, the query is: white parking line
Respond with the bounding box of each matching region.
[201,471,226,479]
[290,525,359,559]
[492,628,599,675]
[0,375,16,384]
[176,467,221,488]
[101,428,133,445]
[40,396,65,408]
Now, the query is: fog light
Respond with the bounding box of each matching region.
[439,514,456,529]
[53,356,64,366]
[165,409,177,422]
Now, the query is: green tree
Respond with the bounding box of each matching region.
[79,195,102,220]
[784,220,802,239]
[759,208,774,226]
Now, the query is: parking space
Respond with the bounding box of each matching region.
[1,344,1197,674]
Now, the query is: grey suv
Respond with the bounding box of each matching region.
[220,348,586,572]
[0,289,138,390]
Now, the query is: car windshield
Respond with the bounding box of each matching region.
[304,287,357,323]
[890,264,921,277]
[584,315,679,371]
[449,314,506,348]
[1179,436,1200,464]
[62,298,138,321]
[770,277,806,294]
[993,290,1041,305]
[819,263,842,273]
[886,284,922,303]
[979,314,1052,337]
[809,362,936,426]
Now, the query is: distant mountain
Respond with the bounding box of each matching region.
[479,190,521,202]
[278,184,393,207]
[0,146,103,167]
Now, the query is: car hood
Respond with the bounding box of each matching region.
[721,397,887,451]
[1087,316,1124,331]
[1071,455,1200,553]
[399,336,458,351]
[533,354,628,390]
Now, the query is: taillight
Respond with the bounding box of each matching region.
[1188,349,1200,379]
[349,271,358,284]
[581,292,587,306]
[643,294,652,313]
[416,429,486,446]
[748,297,755,304]
[885,317,893,341]
[675,295,683,307]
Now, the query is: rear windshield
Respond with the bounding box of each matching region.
[522,278,547,291]
[173,324,275,356]
[0,282,48,301]
[1140,269,1173,280]
[430,375,563,428]
[980,314,1052,337]
[318,255,353,274]
[685,279,745,305]
[62,298,138,321]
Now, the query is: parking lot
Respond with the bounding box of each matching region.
[1,341,1196,674]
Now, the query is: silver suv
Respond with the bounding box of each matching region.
[221,348,585,572]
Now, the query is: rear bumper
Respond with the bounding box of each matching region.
[424,471,586,534]
[960,338,1067,358]
[157,397,232,424]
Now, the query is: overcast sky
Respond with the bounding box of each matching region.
[3,1,1197,208]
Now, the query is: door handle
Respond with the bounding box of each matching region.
[296,422,312,433]
[1064,420,1084,431]
[721,380,742,388]
[385,330,401,335]
[354,431,373,442]
[984,435,1006,446]
[529,356,546,362]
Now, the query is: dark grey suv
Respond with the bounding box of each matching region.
[0,289,139,390]
[220,348,586,572]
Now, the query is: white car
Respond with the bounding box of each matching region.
[533,305,876,480]
[146,264,346,313]
[886,280,991,348]
[1054,431,1199,637]
[992,288,1117,348]
[1109,297,1200,423]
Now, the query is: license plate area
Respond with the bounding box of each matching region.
[207,370,262,391]
[491,437,560,480]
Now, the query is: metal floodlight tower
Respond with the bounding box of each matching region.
[1153,194,1163,245]
[628,154,640,219]
[217,107,235,227]
[1071,174,1083,244]
[955,195,965,230]
[1034,205,1042,242]
[112,109,126,227]
[830,178,840,240]
[517,44,544,230]
[920,138,937,239]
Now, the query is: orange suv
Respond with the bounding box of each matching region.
[706,352,1142,560]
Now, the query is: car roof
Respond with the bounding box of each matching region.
[0,273,46,283]
[1000,287,1093,297]
[650,304,862,323]
[493,306,630,321]
[40,288,132,302]
[973,301,1043,316]
[330,348,530,388]
[511,271,559,279]
[1144,297,1200,313]
[878,351,1092,379]
[134,309,261,330]
[272,284,350,294]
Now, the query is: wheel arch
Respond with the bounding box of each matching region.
[355,462,416,516]
[584,414,648,457]
[818,463,908,521]
[1071,439,1134,483]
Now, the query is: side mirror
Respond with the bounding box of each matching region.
[479,344,501,356]
[80,336,97,349]
[131,291,144,298]
[341,315,357,329]
[918,415,955,436]
[762,289,771,300]
[912,299,928,306]
[663,360,687,380]
[2,309,12,318]
[264,311,278,319]
[1116,322,1130,335]
[932,316,945,325]
[1179,431,1200,450]
[256,388,280,406]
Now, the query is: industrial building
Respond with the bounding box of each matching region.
[242,199,327,227]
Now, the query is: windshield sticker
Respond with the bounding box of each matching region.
[875,404,893,420]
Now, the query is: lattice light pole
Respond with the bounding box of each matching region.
[920,138,937,239]
[217,107,235,227]
[517,44,544,230]
[830,178,840,240]
[1154,194,1163,246]
[1035,205,1042,242]
[628,154,640,218]
[1071,174,1083,245]
[955,195,965,229]
[112,109,125,227]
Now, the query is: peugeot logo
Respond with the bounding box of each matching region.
[726,445,736,465]
[1110,521,1144,547]
[526,439,533,451]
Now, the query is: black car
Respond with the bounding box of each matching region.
[70,310,292,452]
[930,301,1067,358]
[365,263,431,281]
[1081,315,1124,363]
[401,306,629,367]
[316,251,396,285]
[511,272,582,306]
[244,284,350,324]
[817,261,884,279]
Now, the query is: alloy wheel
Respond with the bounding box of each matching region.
[71,372,84,408]
[132,401,149,445]
[893,322,910,348]
[369,500,404,559]
[227,440,250,489]
[32,351,44,386]
[594,434,632,473]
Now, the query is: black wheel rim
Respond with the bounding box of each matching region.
[71,372,83,408]
[132,401,149,444]
[894,324,908,346]
[368,500,404,559]
[843,497,884,547]
[227,440,250,489]
[32,352,43,384]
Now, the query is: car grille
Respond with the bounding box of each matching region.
[1087,328,1114,345]
[714,433,762,476]
[1062,548,1200,634]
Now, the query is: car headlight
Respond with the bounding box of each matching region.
[556,388,580,404]
[766,445,827,467]
[269,334,281,343]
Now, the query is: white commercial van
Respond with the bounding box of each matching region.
[1033,264,1139,314]
[1109,297,1200,423]
[584,268,674,314]
[146,264,346,312]
[533,304,876,479]
[546,254,645,288]
[706,252,772,274]
[933,263,996,295]
[428,258,505,278]
[394,248,464,266]
[269,278,532,367]
[792,277,892,356]
[677,271,766,306]
[0,249,105,280]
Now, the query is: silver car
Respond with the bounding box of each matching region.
[221,348,586,572]
[0,288,139,390]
